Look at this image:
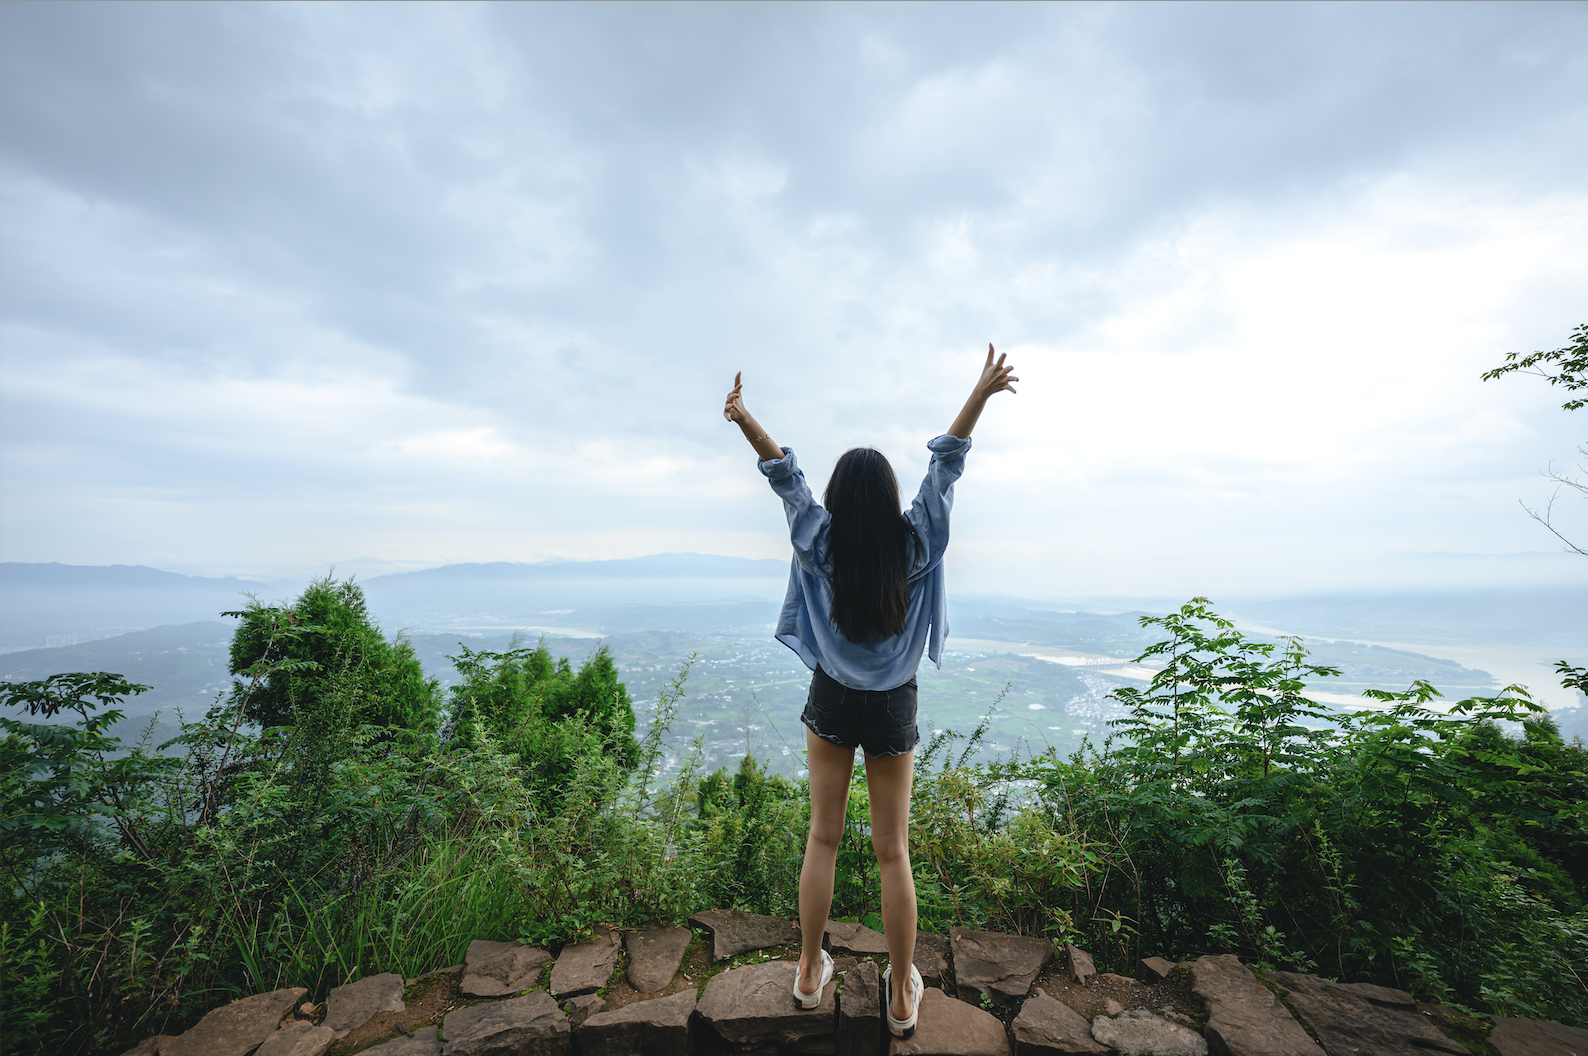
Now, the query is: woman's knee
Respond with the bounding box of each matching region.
[808,820,844,855]
[871,833,910,868]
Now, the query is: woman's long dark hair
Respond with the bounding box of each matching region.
[824,447,919,644]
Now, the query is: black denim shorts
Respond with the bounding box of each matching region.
[801,666,920,758]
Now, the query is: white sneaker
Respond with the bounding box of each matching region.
[793,949,833,1010]
[883,962,923,1038]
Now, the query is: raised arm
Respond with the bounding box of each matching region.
[724,371,786,461]
[946,344,1019,439]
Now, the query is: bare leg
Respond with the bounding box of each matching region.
[798,728,855,996]
[864,749,917,1021]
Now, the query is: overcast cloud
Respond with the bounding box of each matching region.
[2,1,1585,599]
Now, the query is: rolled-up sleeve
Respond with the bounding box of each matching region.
[904,434,972,577]
[759,447,830,577]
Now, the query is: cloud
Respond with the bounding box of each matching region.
[1,2,1585,594]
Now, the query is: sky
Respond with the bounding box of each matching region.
[2,1,1586,601]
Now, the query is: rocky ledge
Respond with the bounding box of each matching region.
[117,909,1587,1056]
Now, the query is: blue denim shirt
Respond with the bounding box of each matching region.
[758,434,972,691]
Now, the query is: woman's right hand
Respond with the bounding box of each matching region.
[724,371,748,423]
[971,344,1019,401]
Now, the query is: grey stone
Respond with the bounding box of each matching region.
[578,989,696,1056]
[624,926,692,993]
[1141,957,1176,982]
[551,928,623,997]
[913,932,950,983]
[840,959,883,1056]
[1490,1016,1588,1056]
[1271,971,1468,1055]
[889,987,1009,1056]
[562,993,605,1028]
[1010,991,1110,1055]
[827,920,890,956]
[1091,1010,1209,1056]
[1064,945,1096,986]
[255,1020,336,1056]
[1104,998,1125,1017]
[442,990,569,1056]
[116,1039,176,1056]
[1190,955,1321,1056]
[461,939,554,998]
[696,960,837,1047]
[323,972,405,1039]
[951,927,1053,1003]
[786,1038,840,1054]
[162,987,307,1056]
[689,909,802,960]
[365,1026,441,1056]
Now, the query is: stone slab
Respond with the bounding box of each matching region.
[951,927,1054,1003]
[828,920,890,956]
[1141,957,1177,983]
[913,932,950,983]
[442,990,569,1056]
[1271,971,1467,1055]
[689,909,802,960]
[1190,955,1321,1056]
[550,929,623,997]
[365,1025,441,1055]
[461,939,554,998]
[255,1020,336,1056]
[1011,991,1110,1055]
[1065,945,1096,987]
[162,987,307,1056]
[624,926,692,993]
[696,960,838,1047]
[323,972,405,1039]
[889,987,1009,1056]
[578,989,696,1056]
[1489,1016,1588,1056]
[840,958,883,1056]
[1092,1010,1208,1056]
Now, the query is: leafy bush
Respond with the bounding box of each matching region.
[3,588,1585,1054]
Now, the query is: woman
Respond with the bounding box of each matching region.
[722,346,1018,1038]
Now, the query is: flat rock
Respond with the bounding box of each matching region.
[913,932,950,983]
[323,972,405,1039]
[579,989,697,1056]
[697,960,837,1047]
[1271,971,1467,1055]
[1104,998,1125,1017]
[1489,1016,1588,1056]
[442,990,569,1056]
[162,987,306,1056]
[624,926,692,992]
[562,993,605,1028]
[1190,955,1321,1056]
[1140,958,1176,983]
[1065,945,1096,986]
[890,987,1009,1056]
[255,1020,336,1056]
[690,909,802,960]
[1092,1010,1208,1056]
[951,927,1053,1003]
[365,1025,441,1055]
[828,920,890,956]
[461,939,554,997]
[839,959,883,1056]
[550,929,622,997]
[1011,991,1110,1055]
